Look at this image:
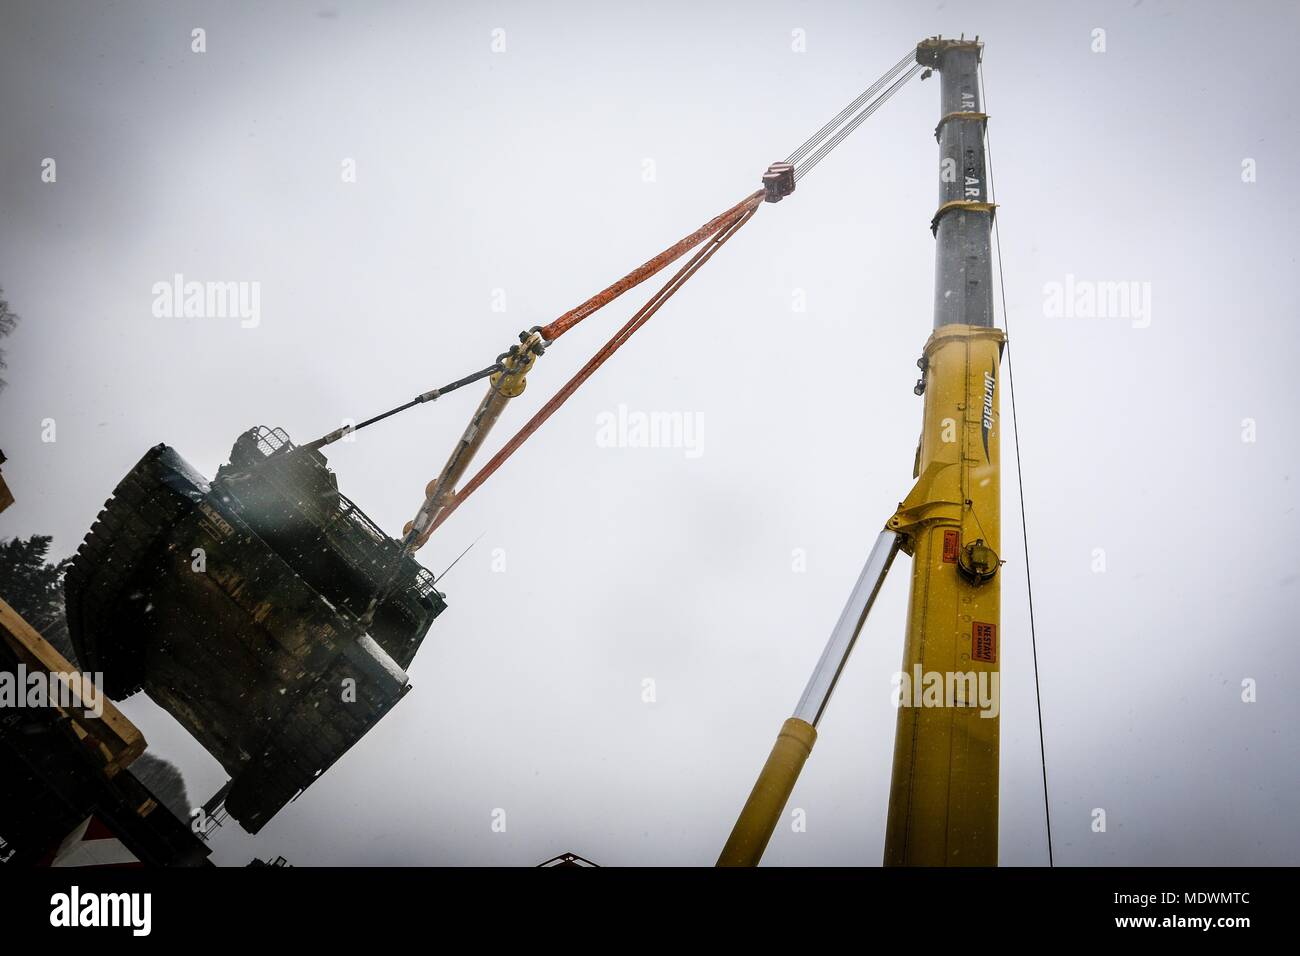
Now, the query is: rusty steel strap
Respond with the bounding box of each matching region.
[539,190,765,342]
[421,199,762,539]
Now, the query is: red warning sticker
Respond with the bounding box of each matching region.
[942,529,960,563]
[972,621,997,663]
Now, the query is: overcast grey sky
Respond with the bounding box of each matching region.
[1,0,1297,866]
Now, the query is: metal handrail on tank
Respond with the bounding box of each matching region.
[235,426,434,603]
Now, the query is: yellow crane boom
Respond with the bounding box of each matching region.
[719,36,1003,868]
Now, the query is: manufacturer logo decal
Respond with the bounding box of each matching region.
[980,369,996,461]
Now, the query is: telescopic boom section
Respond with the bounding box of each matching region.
[921,36,995,330]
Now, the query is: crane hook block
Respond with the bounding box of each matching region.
[762,162,796,203]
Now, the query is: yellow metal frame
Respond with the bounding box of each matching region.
[0,597,146,777]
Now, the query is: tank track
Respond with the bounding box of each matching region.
[64,444,207,699]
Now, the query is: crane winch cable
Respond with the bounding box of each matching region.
[979,58,1054,866]
[784,48,917,167]
[794,63,924,180]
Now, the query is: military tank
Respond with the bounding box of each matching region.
[64,426,446,833]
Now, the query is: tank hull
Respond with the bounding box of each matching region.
[65,431,445,833]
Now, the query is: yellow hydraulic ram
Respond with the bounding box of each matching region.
[718,530,901,866]
[718,36,1004,867]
